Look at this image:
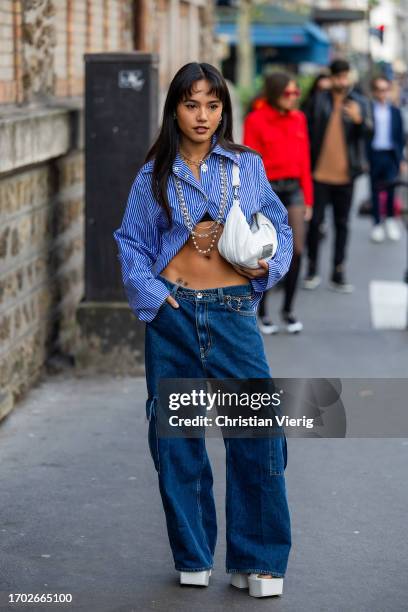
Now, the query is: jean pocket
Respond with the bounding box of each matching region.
[268,434,286,476]
[157,298,169,314]
[223,295,256,316]
[151,298,171,324]
[146,396,160,474]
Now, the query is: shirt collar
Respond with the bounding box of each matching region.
[374,100,390,110]
[174,134,240,165]
[143,135,242,175]
[211,136,240,166]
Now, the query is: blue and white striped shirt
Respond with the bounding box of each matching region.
[113,141,293,322]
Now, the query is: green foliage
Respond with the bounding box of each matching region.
[296,74,316,104]
[236,72,326,114]
[236,75,264,114]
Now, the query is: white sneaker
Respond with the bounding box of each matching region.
[281,312,303,334]
[371,224,385,243]
[257,317,279,335]
[385,218,401,241]
[303,275,321,290]
[231,573,284,597]
[180,569,211,586]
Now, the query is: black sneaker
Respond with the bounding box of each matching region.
[329,270,354,293]
[257,316,279,335]
[281,312,303,334]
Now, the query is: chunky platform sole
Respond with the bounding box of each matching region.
[231,573,284,597]
[179,569,211,586]
[230,573,249,589]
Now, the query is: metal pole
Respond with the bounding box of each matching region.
[237,0,253,91]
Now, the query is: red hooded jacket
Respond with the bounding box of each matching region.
[243,100,313,207]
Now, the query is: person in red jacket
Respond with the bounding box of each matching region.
[244,72,313,334]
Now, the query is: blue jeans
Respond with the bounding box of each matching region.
[144,276,291,577]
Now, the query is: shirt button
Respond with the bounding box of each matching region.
[174,166,179,172]
[197,292,203,299]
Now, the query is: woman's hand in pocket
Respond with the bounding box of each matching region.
[166,295,179,309]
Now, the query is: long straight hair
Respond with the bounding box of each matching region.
[145,62,255,224]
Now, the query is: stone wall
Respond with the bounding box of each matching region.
[0,0,134,420]
[0,107,84,420]
[0,0,216,420]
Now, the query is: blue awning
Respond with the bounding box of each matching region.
[215,18,330,64]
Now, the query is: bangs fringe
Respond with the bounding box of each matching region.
[178,68,226,104]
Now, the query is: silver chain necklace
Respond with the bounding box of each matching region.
[173,156,228,255]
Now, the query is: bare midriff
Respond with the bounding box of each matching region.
[160,222,250,289]
[161,159,250,289]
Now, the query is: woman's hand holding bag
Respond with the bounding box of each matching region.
[217,159,278,270]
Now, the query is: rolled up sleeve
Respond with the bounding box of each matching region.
[113,171,170,322]
[250,157,293,293]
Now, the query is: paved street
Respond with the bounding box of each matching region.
[263,175,408,377]
[1,176,407,612]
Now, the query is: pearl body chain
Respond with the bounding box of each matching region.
[173,156,227,256]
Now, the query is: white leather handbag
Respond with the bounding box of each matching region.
[217,160,278,269]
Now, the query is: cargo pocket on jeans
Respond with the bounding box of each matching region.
[146,396,160,474]
[268,433,286,476]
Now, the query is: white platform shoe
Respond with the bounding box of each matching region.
[231,572,284,597]
[179,569,211,586]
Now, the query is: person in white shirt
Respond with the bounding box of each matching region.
[367,76,405,242]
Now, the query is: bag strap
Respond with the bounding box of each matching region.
[232,155,240,205]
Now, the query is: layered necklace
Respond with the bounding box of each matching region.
[179,151,209,173]
[173,154,227,256]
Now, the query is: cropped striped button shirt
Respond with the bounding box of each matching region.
[113,142,293,322]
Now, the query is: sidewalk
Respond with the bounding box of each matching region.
[0,177,407,612]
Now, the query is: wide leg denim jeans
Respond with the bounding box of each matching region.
[144,277,291,577]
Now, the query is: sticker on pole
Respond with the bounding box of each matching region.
[118,70,145,91]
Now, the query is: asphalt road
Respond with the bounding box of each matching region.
[0,177,407,612]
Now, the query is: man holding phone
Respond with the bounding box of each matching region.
[303,59,373,292]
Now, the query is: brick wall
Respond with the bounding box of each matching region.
[0,0,134,104]
[0,0,21,105]
[1,0,216,106]
[137,0,216,107]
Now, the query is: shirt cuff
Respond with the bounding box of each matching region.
[130,278,171,323]
[250,259,274,293]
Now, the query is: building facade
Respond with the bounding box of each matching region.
[0,0,215,420]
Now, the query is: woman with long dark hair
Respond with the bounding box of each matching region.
[244,72,314,334]
[114,63,293,598]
